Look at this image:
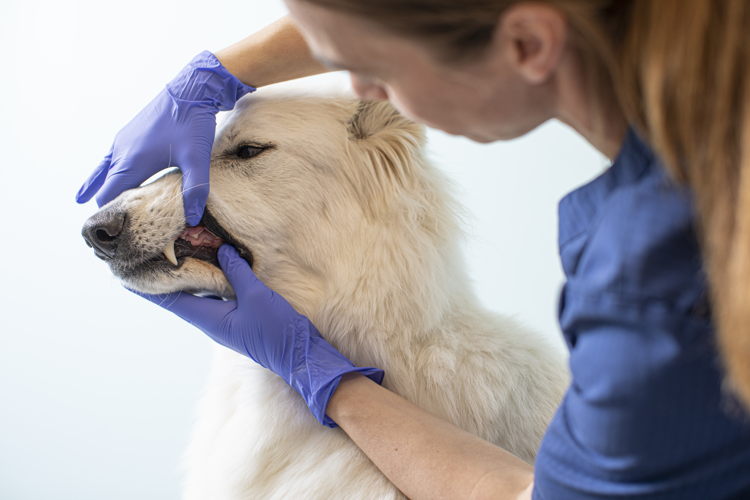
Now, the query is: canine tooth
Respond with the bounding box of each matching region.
[163,241,178,266]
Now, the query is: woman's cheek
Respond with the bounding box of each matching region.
[386,89,427,124]
[389,90,454,132]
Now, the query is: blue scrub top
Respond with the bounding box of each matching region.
[532,128,750,499]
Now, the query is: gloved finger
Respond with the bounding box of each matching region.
[76,150,112,203]
[217,244,263,302]
[180,146,212,226]
[94,162,149,208]
[129,288,236,333]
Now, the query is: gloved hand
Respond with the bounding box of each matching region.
[134,245,384,427]
[76,51,256,226]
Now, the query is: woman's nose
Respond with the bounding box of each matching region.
[350,74,389,101]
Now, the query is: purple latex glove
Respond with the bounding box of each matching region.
[134,245,384,427]
[76,51,256,226]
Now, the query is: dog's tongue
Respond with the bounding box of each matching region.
[179,226,224,248]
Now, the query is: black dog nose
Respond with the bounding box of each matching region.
[82,211,126,259]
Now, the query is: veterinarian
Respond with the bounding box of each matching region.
[77,1,750,498]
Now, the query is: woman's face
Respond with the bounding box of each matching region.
[284,0,563,143]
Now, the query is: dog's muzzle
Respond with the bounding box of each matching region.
[82,207,253,273]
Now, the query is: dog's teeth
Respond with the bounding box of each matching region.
[163,241,178,266]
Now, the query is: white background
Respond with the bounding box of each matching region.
[0,1,606,498]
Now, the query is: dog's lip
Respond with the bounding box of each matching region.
[197,210,254,269]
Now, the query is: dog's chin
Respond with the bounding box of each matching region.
[119,258,236,300]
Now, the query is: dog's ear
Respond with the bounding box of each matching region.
[344,100,426,204]
[341,100,455,234]
[342,100,455,235]
[347,100,423,142]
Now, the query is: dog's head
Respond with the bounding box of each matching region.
[82,92,461,327]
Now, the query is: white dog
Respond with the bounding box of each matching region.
[83,90,568,499]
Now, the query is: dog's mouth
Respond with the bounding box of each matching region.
[160,210,254,270]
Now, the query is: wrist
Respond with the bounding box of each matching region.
[166,50,256,111]
[286,317,384,427]
[314,367,385,428]
[326,373,378,425]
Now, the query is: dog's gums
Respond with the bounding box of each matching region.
[164,226,224,266]
[200,210,255,269]
[162,210,255,270]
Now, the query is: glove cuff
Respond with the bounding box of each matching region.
[316,367,385,428]
[166,50,256,111]
[287,317,385,428]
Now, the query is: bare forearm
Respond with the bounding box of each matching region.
[327,375,534,500]
[214,16,331,88]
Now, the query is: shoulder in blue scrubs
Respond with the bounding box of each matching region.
[533,128,750,499]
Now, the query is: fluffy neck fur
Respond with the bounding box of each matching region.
[315,151,475,371]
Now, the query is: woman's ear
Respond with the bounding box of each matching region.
[492,3,567,84]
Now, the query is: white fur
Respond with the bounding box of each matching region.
[103,91,568,499]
